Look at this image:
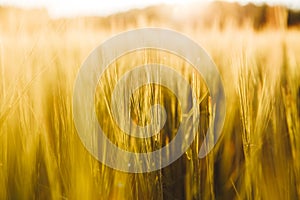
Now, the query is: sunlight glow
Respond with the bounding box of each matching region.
[1,0,299,17]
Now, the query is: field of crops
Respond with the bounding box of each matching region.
[0,6,300,199]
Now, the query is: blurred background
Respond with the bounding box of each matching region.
[1,0,300,33]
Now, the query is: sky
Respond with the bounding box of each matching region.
[1,0,300,18]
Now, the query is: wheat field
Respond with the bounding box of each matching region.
[0,5,300,200]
